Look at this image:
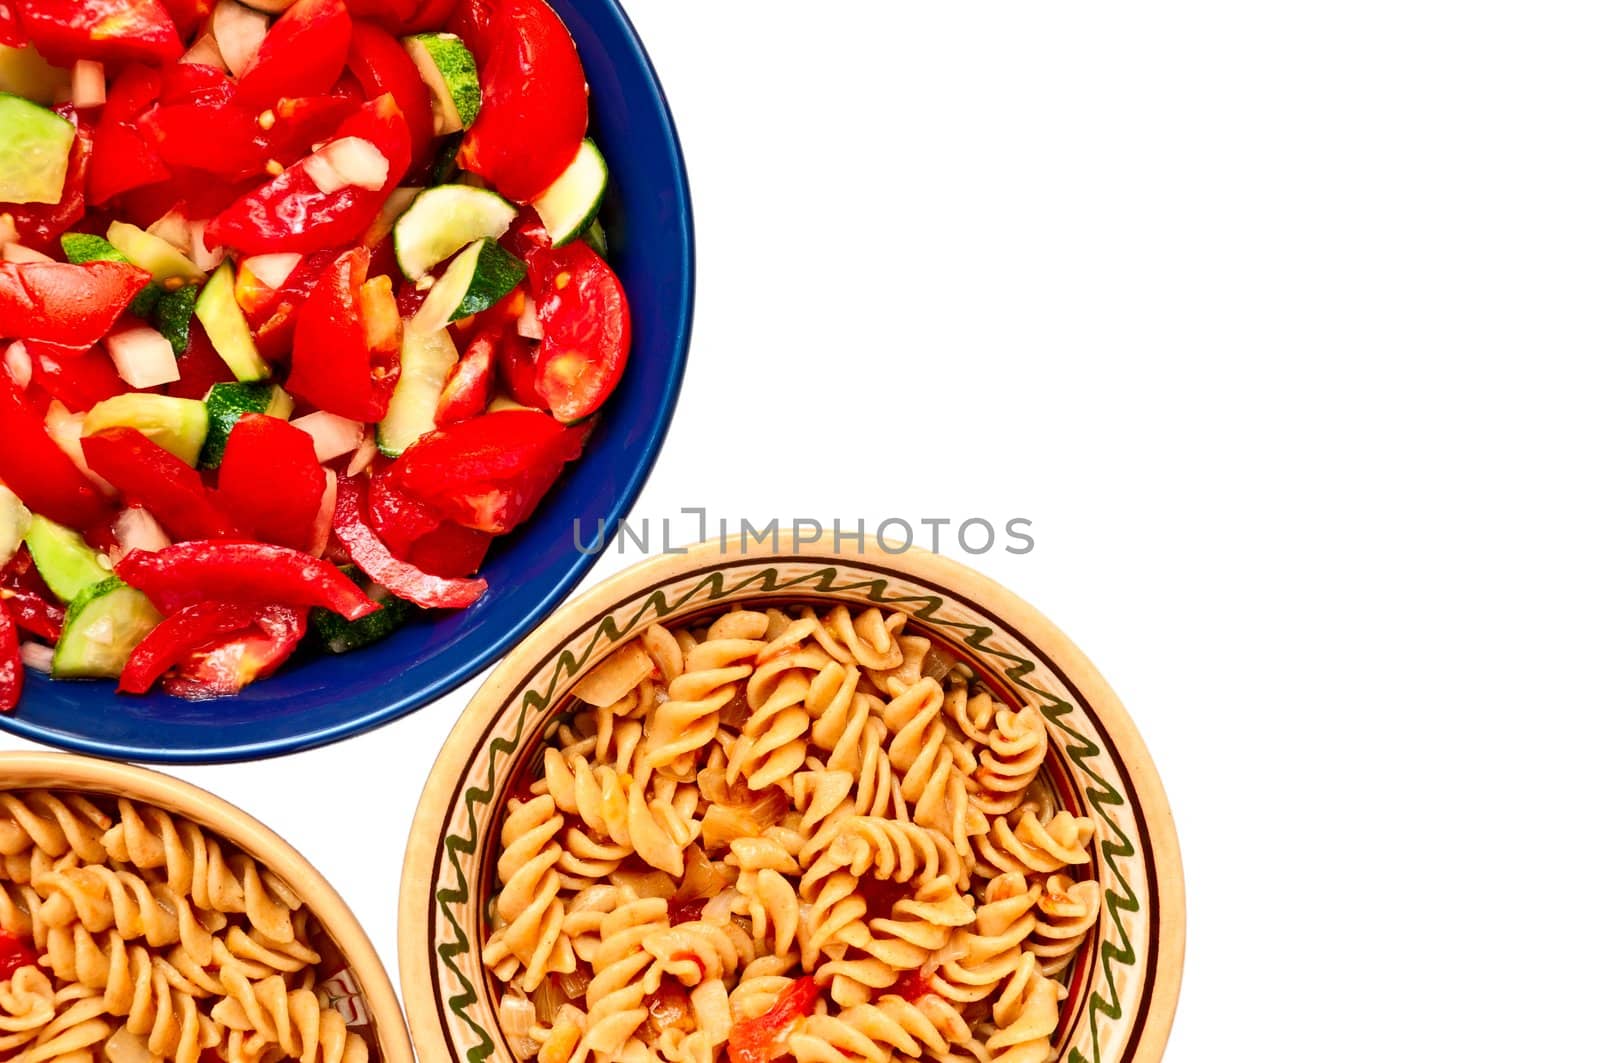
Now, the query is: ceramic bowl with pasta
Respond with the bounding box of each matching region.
[0,753,410,1063]
[401,537,1184,1063]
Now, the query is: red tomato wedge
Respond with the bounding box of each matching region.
[0,602,21,712]
[286,247,389,421]
[159,604,308,699]
[347,0,453,35]
[118,601,259,694]
[235,0,352,110]
[0,373,112,528]
[458,0,588,203]
[528,241,631,423]
[90,67,170,205]
[0,261,152,346]
[346,19,434,172]
[206,94,411,255]
[216,415,327,552]
[80,428,239,542]
[14,0,182,65]
[27,343,128,413]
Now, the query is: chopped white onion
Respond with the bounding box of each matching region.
[114,507,173,555]
[189,222,226,272]
[4,342,31,388]
[105,325,180,388]
[2,242,53,264]
[291,410,365,463]
[72,61,106,109]
[305,138,389,194]
[181,33,228,70]
[147,207,192,250]
[346,433,378,476]
[19,642,54,674]
[308,470,338,558]
[211,0,269,76]
[517,295,544,340]
[0,215,18,247]
[43,401,112,494]
[241,252,303,290]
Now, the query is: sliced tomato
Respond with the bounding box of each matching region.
[14,0,182,65]
[90,67,170,206]
[80,428,240,542]
[217,414,327,551]
[527,241,630,423]
[158,0,215,39]
[446,0,494,58]
[241,249,337,361]
[160,605,309,699]
[0,373,112,528]
[346,19,434,172]
[437,327,495,425]
[285,247,383,420]
[28,342,130,412]
[144,94,359,182]
[235,0,353,111]
[206,94,411,255]
[0,261,152,347]
[405,521,493,578]
[348,0,453,34]
[166,326,236,400]
[458,0,588,203]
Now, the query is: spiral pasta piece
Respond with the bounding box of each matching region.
[975,810,1094,877]
[790,993,971,1063]
[0,793,110,865]
[932,873,1039,1004]
[484,796,576,992]
[0,966,57,1053]
[985,956,1063,1063]
[1031,875,1101,975]
[573,897,670,1063]
[644,616,766,770]
[971,706,1049,816]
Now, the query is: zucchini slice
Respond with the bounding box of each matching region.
[378,323,459,457]
[392,183,516,280]
[532,140,608,248]
[410,238,526,334]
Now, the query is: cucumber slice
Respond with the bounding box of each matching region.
[200,381,292,469]
[83,394,209,467]
[24,517,111,604]
[405,33,480,135]
[154,284,200,354]
[0,94,76,206]
[0,486,30,569]
[377,323,459,457]
[60,234,162,317]
[581,220,608,259]
[411,239,526,334]
[311,594,415,654]
[105,221,204,286]
[52,578,163,680]
[531,140,607,248]
[0,45,70,105]
[195,261,271,382]
[392,184,515,280]
[430,134,462,185]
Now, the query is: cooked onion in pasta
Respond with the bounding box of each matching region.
[485,604,1101,1063]
[0,791,372,1063]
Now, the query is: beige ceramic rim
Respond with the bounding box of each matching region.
[0,752,413,1063]
[401,535,1185,1063]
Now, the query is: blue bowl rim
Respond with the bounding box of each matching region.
[0,1,694,765]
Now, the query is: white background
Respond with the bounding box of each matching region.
[6,1,1600,1058]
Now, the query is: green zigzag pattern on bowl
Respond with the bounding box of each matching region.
[433,564,1144,1063]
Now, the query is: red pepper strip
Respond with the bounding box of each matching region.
[216,415,326,552]
[285,248,381,420]
[333,477,487,609]
[0,927,39,975]
[406,522,493,579]
[116,542,379,620]
[2,552,66,642]
[1,111,90,250]
[81,428,239,542]
[90,66,170,205]
[206,95,412,256]
[236,0,352,110]
[14,0,182,65]
[393,410,586,535]
[160,604,307,699]
[0,261,153,347]
[160,61,234,107]
[0,374,112,528]
[459,0,589,203]
[0,600,21,712]
[346,19,434,174]
[727,976,818,1063]
[436,327,495,425]
[118,601,258,694]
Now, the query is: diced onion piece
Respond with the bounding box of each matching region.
[0,485,29,569]
[0,215,18,247]
[290,410,365,462]
[147,207,191,250]
[113,507,172,555]
[241,252,302,290]
[308,469,337,557]
[189,222,226,272]
[182,32,227,70]
[105,324,180,388]
[2,242,52,264]
[211,0,269,76]
[72,61,106,109]
[517,293,543,340]
[43,400,112,494]
[19,642,54,674]
[305,138,389,195]
[4,341,31,388]
[345,433,378,476]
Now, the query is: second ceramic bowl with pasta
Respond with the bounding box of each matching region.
[0,752,410,1063]
[401,536,1185,1063]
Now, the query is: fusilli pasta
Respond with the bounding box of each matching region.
[485,605,1101,1063]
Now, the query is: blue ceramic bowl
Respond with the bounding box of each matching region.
[0,0,693,764]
